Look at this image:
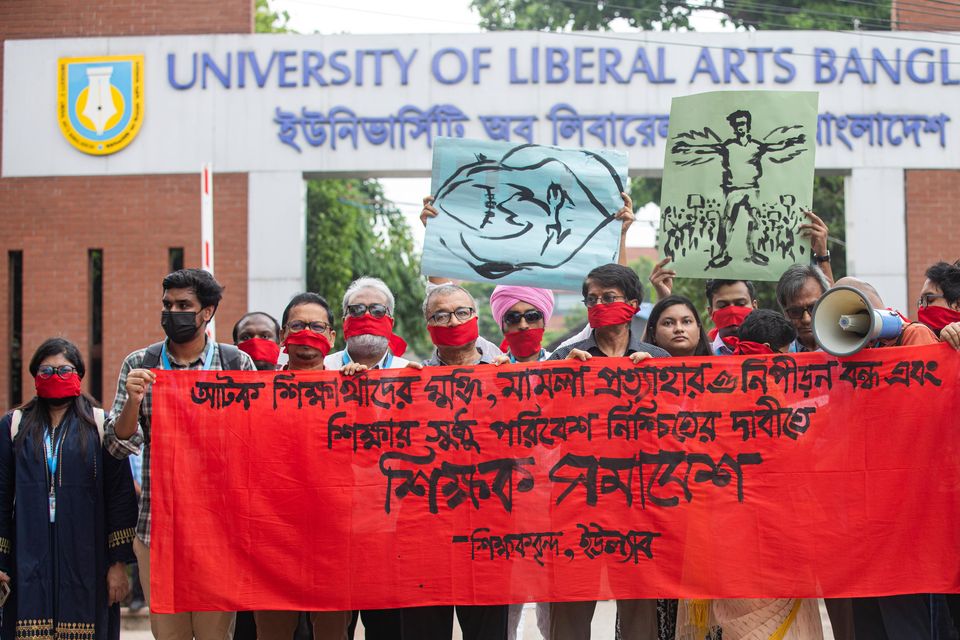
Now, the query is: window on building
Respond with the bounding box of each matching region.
[8,251,23,406]
[89,249,103,403]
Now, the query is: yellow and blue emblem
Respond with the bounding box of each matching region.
[57,55,144,156]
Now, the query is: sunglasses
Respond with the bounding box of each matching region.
[346,303,389,319]
[503,310,544,325]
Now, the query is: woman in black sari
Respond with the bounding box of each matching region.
[0,338,137,640]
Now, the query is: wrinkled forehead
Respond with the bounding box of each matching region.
[428,290,473,315]
[348,287,389,307]
[786,277,827,306]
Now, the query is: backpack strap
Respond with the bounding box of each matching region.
[93,407,105,442]
[218,343,243,370]
[141,342,165,369]
[10,410,22,440]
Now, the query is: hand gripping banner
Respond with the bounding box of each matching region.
[149,343,960,613]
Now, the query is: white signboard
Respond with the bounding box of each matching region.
[4,31,959,177]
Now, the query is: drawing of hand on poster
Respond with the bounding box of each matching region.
[659,91,818,281]
[421,137,629,291]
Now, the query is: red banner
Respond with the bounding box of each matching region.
[150,343,960,613]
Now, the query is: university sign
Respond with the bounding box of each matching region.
[3,31,960,177]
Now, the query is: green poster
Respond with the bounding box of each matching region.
[659,90,818,281]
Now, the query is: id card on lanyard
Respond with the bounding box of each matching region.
[160,341,216,371]
[44,429,63,523]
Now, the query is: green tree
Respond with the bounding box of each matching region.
[255,0,293,33]
[256,1,431,357]
[306,180,431,358]
[471,0,890,32]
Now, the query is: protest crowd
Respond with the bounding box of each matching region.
[1,174,959,640]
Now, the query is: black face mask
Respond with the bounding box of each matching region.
[161,311,203,344]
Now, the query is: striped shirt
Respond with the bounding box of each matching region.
[103,340,255,545]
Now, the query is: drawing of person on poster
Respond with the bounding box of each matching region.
[660,91,818,281]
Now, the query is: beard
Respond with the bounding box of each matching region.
[346,334,390,362]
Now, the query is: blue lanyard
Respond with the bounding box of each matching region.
[160,340,215,370]
[44,428,64,477]
[342,349,392,369]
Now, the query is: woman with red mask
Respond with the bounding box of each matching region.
[489,285,555,363]
[0,338,137,640]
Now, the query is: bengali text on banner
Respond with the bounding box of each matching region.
[149,343,960,613]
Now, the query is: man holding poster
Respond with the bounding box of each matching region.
[659,91,819,281]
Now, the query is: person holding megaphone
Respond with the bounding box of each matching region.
[812,277,938,356]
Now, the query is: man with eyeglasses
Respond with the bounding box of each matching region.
[276,292,338,372]
[775,264,831,353]
[400,283,506,639]
[324,277,410,373]
[254,291,353,640]
[917,260,960,349]
[546,264,668,640]
[420,284,503,367]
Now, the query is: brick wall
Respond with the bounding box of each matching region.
[0,175,249,408]
[0,1,252,39]
[0,1,252,408]
[893,0,960,31]
[905,170,960,317]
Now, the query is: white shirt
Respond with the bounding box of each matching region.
[323,348,410,370]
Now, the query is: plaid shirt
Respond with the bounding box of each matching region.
[104,340,255,545]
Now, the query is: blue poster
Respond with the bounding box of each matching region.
[422,137,629,291]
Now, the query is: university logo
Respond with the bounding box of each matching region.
[57,55,144,156]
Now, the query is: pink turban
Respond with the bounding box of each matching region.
[489,285,555,328]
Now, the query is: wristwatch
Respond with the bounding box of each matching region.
[813,251,831,263]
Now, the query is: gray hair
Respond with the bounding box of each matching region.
[422,284,477,319]
[342,276,395,316]
[776,264,830,310]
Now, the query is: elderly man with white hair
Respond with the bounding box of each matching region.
[323,276,411,371]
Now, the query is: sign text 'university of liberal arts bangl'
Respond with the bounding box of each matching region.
[3,31,960,176]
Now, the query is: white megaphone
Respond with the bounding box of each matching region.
[812,286,905,356]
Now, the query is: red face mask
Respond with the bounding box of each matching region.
[502,328,545,358]
[918,305,960,334]
[238,338,281,366]
[343,315,408,356]
[587,302,638,329]
[735,340,774,356]
[35,373,82,399]
[282,330,332,358]
[711,305,753,330]
[428,316,479,347]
